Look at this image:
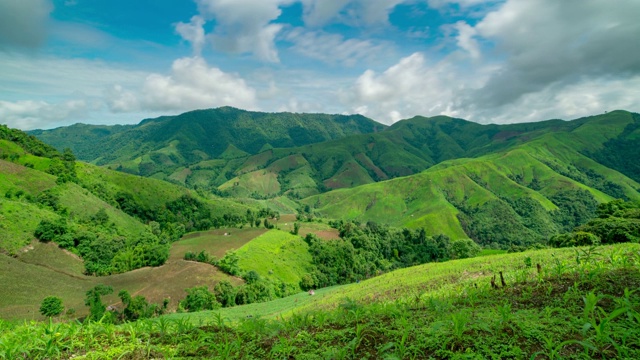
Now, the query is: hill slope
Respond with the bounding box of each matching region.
[304,111,640,247]
[30,107,385,179]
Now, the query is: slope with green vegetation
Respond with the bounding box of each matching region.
[304,111,640,248]
[30,107,385,180]
[3,122,265,254]
[3,242,639,359]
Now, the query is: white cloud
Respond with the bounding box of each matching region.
[344,52,476,124]
[175,16,206,56]
[284,28,388,66]
[301,0,405,27]
[0,99,96,130]
[471,0,640,108]
[193,0,293,62]
[453,21,480,59]
[0,0,53,48]
[138,57,257,112]
[469,76,640,124]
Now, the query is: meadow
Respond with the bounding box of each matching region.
[2,243,638,359]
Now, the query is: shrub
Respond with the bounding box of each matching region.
[39,296,64,317]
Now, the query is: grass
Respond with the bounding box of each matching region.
[0,244,242,321]
[165,286,339,324]
[169,227,268,261]
[235,230,313,286]
[2,243,639,359]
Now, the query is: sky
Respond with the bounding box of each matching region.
[1,0,639,130]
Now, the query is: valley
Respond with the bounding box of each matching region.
[1,108,639,358]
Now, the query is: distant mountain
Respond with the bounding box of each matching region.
[303,110,640,247]
[30,107,385,177]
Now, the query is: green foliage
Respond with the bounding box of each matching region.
[306,222,454,288]
[34,218,69,243]
[213,280,236,308]
[118,290,165,321]
[84,285,113,321]
[39,296,63,317]
[0,124,59,158]
[551,200,640,248]
[5,243,640,359]
[450,238,482,259]
[217,250,240,276]
[179,286,220,312]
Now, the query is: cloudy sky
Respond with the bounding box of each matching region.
[1,0,639,130]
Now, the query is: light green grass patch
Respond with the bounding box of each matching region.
[236,230,313,286]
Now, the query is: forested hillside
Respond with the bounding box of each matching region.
[0,125,257,273]
[304,111,640,247]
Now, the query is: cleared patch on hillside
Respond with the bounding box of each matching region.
[0,244,242,320]
[170,228,268,261]
[236,230,313,286]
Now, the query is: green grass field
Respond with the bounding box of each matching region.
[4,243,639,359]
[235,230,313,286]
[170,227,268,261]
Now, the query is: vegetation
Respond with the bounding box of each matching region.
[2,109,640,357]
[39,296,64,318]
[551,199,640,247]
[2,243,639,359]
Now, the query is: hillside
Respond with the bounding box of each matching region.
[0,125,259,274]
[5,242,640,358]
[30,107,385,180]
[304,111,640,247]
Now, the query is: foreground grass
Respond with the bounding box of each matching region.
[2,243,640,359]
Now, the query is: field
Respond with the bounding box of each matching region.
[235,230,313,286]
[3,243,639,359]
[0,241,242,321]
[169,227,268,261]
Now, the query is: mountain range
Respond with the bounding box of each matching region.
[28,108,640,246]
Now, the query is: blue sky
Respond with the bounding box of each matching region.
[1,0,639,130]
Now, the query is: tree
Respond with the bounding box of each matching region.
[85,284,113,321]
[213,280,236,307]
[39,296,64,317]
[179,286,219,312]
[450,238,481,259]
[291,222,300,235]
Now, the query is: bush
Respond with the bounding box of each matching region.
[450,238,481,259]
[180,286,220,312]
[39,296,64,317]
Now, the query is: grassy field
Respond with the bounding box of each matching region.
[235,230,313,286]
[169,227,268,261]
[3,243,639,359]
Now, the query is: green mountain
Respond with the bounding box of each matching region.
[303,111,640,248]
[26,109,640,247]
[0,124,255,266]
[30,107,385,180]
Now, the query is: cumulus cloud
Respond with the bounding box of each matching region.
[107,57,257,113]
[0,0,53,48]
[175,16,206,56]
[192,0,293,62]
[284,28,388,66]
[0,99,95,130]
[301,0,405,27]
[469,0,640,108]
[344,53,478,123]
